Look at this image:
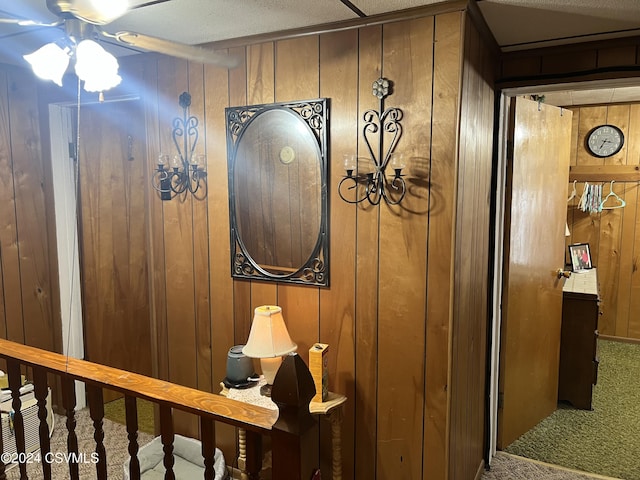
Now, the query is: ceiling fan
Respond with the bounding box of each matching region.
[0,0,238,93]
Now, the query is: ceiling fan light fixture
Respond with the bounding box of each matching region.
[23,43,71,87]
[74,39,121,92]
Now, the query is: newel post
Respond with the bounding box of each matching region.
[270,353,319,480]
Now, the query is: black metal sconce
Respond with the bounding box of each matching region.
[338,78,406,205]
[152,92,207,200]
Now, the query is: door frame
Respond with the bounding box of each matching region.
[486,77,640,461]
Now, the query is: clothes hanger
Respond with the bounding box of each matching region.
[578,181,589,212]
[567,180,577,203]
[600,180,626,210]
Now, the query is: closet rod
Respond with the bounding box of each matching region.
[569,165,640,182]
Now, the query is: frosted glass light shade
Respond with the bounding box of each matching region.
[242,306,297,358]
[23,43,70,87]
[74,40,121,93]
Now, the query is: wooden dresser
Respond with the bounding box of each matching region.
[558,268,599,410]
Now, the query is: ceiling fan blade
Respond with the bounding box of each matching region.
[131,0,173,10]
[101,30,240,68]
[0,18,61,27]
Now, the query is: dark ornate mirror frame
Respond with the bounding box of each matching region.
[225,98,329,287]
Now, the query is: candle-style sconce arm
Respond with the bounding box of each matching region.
[338,78,407,206]
[151,91,207,200]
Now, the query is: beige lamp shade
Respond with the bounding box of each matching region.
[242,306,297,358]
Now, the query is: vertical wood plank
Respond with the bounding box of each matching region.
[0,69,19,344]
[8,67,54,351]
[228,45,254,350]
[627,105,640,166]
[205,47,238,461]
[79,100,152,383]
[604,104,630,166]
[377,17,433,480]
[568,107,580,167]
[355,24,382,480]
[188,61,213,396]
[319,28,358,479]
[141,55,169,388]
[616,183,638,337]
[425,11,461,480]
[158,56,199,438]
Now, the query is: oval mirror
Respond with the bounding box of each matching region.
[226,99,328,286]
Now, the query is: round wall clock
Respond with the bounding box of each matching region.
[586,124,624,158]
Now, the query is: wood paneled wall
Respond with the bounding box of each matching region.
[499,36,640,89]
[566,103,640,340]
[0,65,61,358]
[134,5,495,479]
[449,14,496,480]
[78,100,152,381]
[0,2,496,479]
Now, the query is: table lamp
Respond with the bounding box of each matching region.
[242,305,297,396]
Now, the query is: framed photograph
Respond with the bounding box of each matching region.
[568,243,592,272]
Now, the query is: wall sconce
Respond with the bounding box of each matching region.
[242,306,297,397]
[338,78,406,205]
[152,92,207,200]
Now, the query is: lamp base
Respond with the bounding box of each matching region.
[259,356,282,397]
[260,383,273,397]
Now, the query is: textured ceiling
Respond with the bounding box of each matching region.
[479,0,640,50]
[2,0,640,54]
[1,0,640,102]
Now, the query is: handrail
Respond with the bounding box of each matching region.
[0,338,317,479]
[0,337,277,433]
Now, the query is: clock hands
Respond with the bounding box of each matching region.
[599,139,610,150]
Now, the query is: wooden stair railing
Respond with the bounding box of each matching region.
[0,338,318,480]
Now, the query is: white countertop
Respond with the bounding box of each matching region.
[563,267,598,296]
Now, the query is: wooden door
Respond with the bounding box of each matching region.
[78,99,152,393]
[498,96,573,448]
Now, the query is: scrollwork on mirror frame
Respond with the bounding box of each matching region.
[225,98,329,287]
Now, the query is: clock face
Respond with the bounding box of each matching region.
[587,125,624,158]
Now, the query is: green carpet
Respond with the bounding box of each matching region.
[505,339,640,479]
[103,396,156,435]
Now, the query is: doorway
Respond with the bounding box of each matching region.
[489,78,640,473]
[49,97,153,405]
